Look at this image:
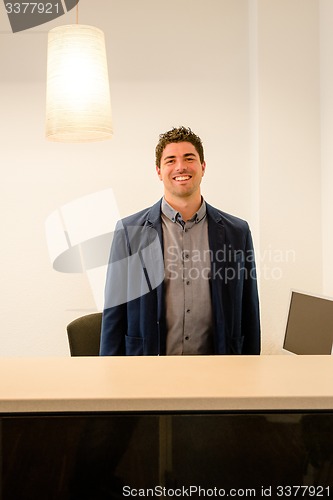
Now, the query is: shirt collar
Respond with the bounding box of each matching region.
[161,197,207,224]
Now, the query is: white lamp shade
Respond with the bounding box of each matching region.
[46,24,113,142]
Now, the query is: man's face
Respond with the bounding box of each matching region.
[156,142,206,202]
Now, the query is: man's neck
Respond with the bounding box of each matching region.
[164,194,202,221]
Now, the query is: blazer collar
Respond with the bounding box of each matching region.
[146,198,163,227]
[206,202,225,225]
[206,202,225,259]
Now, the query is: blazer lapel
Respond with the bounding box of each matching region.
[145,199,163,246]
[206,203,225,267]
[144,200,166,353]
[206,204,226,352]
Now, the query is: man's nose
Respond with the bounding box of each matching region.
[175,159,186,171]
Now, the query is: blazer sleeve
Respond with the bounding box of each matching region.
[241,227,261,354]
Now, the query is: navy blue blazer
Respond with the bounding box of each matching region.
[100,199,260,356]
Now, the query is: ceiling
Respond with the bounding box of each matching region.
[0,0,229,82]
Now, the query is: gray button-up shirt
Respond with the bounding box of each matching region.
[161,198,214,355]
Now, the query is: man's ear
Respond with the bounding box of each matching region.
[202,161,206,176]
[156,165,162,180]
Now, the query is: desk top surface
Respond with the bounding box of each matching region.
[0,355,332,413]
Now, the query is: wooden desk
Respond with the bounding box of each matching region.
[0,355,333,413]
[0,356,332,499]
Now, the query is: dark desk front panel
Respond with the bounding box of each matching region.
[1,412,333,499]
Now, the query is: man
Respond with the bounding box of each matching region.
[100,126,260,356]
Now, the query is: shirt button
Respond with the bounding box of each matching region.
[187,309,190,313]
[186,281,190,285]
[185,336,189,340]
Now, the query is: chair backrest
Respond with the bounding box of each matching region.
[67,312,102,356]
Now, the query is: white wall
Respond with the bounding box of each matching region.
[257,0,322,353]
[320,0,333,298]
[0,0,328,356]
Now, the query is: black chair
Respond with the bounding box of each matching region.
[66,312,102,356]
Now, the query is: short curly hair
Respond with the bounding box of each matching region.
[155,126,205,167]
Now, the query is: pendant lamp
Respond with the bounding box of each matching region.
[46,24,113,142]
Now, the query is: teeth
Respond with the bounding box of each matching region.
[175,176,190,181]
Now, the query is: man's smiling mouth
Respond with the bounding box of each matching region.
[173,175,192,181]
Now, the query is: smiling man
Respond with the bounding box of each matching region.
[156,141,205,219]
[100,126,260,356]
